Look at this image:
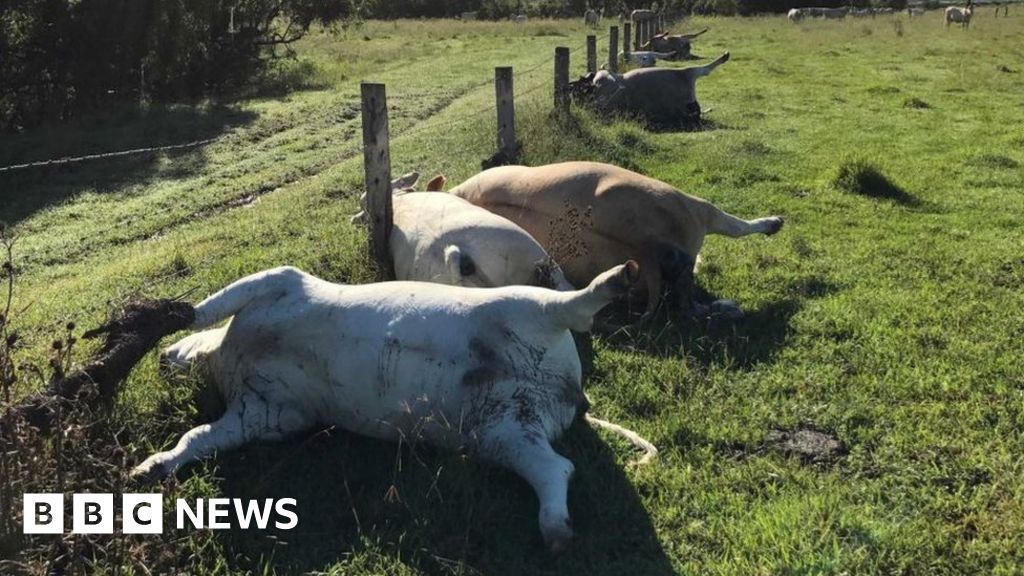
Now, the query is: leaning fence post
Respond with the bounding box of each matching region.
[495,66,517,161]
[360,83,394,281]
[623,22,632,60]
[554,47,569,114]
[609,26,619,73]
[586,35,597,73]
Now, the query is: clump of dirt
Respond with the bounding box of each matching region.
[903,97,931,109]
[764,427,846,465]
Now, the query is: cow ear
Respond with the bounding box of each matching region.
[444,245,476,281]
[533,259,555,288]
[426,174,446,191]
[391,171,420,190]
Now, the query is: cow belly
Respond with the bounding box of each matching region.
[209,307,583,450]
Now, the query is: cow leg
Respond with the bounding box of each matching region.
[638,255,664,323]
[131,396,307,480]
[703,203,784,238]
[479,423,575,552]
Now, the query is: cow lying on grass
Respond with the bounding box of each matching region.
[450,161,784,320]
[638,28,708,60]
[352,173,572,290]
[571,52,730,126]
[134,262,646,551]
[621,50,677,68]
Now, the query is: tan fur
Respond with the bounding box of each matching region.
[449,161,784,318]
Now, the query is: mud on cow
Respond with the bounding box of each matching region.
[450,161,784,320]
[136,261,642,551]
[352,172,572,289]
[571,52,729,126]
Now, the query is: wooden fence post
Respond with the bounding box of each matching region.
[623,22,632,59]
[494,66,516,161]
[634,20,642,50]
[609,26,619,73]
[554,47,569,114]
[360,83,394,281]
[586,35,597,73]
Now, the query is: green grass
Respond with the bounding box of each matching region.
[2,11,1024,575]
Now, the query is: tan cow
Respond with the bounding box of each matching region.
[639,28,708,60]
[449,161,784,320]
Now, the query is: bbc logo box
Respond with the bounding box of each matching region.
[23,494,163,535]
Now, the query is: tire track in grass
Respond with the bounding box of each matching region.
[17,49,548,270]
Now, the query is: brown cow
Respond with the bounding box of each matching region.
[449,161,784,320]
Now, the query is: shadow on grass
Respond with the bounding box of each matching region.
[831,159,918,206]
[0,103,257,225]
[590,276,838,369]
[208,421,673,575]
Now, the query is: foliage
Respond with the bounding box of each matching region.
[0,0,354,132]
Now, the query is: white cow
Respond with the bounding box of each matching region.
[352,173,572,290]
[135,261,643,551]
[620,50,676,68]
[584,8,600,26]
[787,8,805,22]
[945,4,973,27]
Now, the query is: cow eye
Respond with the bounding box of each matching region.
[459,255,476,277]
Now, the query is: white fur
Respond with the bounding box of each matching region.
[139,263,638,551]
[945,5,973,27]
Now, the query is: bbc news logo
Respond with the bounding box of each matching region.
[23,494,298,534]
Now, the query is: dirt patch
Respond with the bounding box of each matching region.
[763,427,846,465]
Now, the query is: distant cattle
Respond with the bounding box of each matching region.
[639,28,708,60]
[460,11,477,21]
[579,52,729,125]
[621,50,676,68]
[788,8,804,22]
[630,8,657,21]
[907,7,925,17]
[584,8,600,26]
[945,4,974,27]
[510,14,528,23]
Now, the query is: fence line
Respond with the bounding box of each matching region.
[6,29,613,280]
[0,33,603,176]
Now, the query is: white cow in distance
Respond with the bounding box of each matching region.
[945,4,974,27]
[584,8,600,26]
[137,260,646,551]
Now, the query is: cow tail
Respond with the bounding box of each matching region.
[585,414,659,465]
[192,266,306,329]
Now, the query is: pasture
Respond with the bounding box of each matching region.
[2,11,1023,575]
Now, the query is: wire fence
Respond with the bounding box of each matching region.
[4,29,614,290]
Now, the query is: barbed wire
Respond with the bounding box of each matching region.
[6,30,615,281]
[0,29,606,175]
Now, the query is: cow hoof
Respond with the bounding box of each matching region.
[130,459,169,484]
[544,525,574,554]
[710,299,744,320]
[764,216,785,236]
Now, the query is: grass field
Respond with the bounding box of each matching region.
[2,10,1024,575]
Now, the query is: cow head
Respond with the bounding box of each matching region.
[350,171,422,224]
